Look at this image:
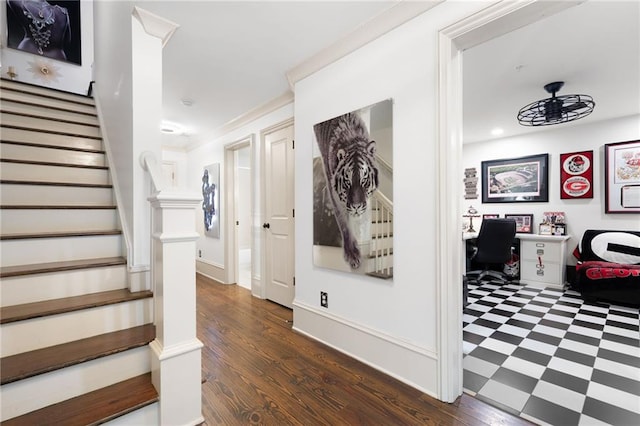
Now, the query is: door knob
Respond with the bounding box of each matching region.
[262,222,270,229]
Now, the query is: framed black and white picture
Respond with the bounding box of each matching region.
[312,99,393,279]
[505,214,534,234]
[202,163,220,238]
[481,153,549,203]
[6,0,82,65]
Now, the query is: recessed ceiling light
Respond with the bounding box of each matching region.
[160,120,183,134]
[181,99,194,107]
[491,128,504,136]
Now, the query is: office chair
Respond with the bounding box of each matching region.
[466,218,517,284]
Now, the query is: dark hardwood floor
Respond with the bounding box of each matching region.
[196,274,532,425]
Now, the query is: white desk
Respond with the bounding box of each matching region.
[463,232,571,288]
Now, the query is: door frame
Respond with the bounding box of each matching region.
[259,117,295,300]
[224,135,254,287]
[436,0,580,402]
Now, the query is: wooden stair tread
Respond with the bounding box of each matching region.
[0,180,112,188]
[1,373,158,426]
[1,229,122,240]
[0,158,108,170]
[0,108,99,126]
[0,205,117,210]
[0,124,102,140]
[0,257,126,278]
[1,324,155,384]
[0,289,153,324]
[1,139,105,154]
[0,98,98,118]
[1,78,95,105]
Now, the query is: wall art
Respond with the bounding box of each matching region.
[560,150,593,199]
[313,99,393,278]
[6,0,82,65]
[605,140,640,213]
[505,214,534,234]
[481,153,549,203]
[202,163,220,238]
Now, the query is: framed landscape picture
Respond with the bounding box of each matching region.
[481,153,549,203]
[604,140,640,213]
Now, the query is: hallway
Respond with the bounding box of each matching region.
[195,274,530,425]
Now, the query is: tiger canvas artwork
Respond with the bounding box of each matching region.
[313,100,393,276]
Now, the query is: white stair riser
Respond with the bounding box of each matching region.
[371,221,393,235]
[0,265,128,307]
[0,80,95,107]
[103,402,158,426]
[0,92,96,115]
[1,162,109,185]
[2,114,101,138]
[0,346,150,422]
[1,100,99,126]
[1,298,152,357]
[1,184,114,206]
[1,209,118,234]
[1,143,106,167]
[0,235,123,267]
[0,127,102,151]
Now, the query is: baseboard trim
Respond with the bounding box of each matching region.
[292,300,438,398]
[195,261,226,284]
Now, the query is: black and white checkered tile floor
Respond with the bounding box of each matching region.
[463,280,640,426]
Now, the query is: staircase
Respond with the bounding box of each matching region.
[0,79,158,424]
[366,192,393,279]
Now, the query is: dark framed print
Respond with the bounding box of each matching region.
[481,153,549,203]
[604,140,640,213]
[6,0,82,65]
[505,214,534,233]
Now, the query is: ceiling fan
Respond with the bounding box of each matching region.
[517,81,595,126]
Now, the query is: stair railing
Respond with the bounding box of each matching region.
[370,191,393,277]
[140,151,205,425]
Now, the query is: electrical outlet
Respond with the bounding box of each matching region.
[320,291,328,308]
[199,250,202,258]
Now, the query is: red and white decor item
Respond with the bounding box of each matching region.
[560,150,593,199]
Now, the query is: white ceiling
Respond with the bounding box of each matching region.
[139,1,639,150]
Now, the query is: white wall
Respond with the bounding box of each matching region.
[188,103,294,286]
[293,1,488,397]
[1,0,94,95]
[162,148,188,189]
[463,115,640,264]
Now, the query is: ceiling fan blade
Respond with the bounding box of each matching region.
[563,102,587,112]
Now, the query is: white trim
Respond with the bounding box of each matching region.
[149,338,204,361]
[132,6,180,48]
[436,0,583,403]
[293,301,438,398]
[196,262,226,284]
[152,232,201,243]
[186,91,293,152]
[285,0,443,89]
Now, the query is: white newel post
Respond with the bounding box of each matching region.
[148,190,204,426]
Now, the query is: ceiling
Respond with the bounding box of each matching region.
[138,1,639,150]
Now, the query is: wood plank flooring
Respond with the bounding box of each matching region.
[196,274,532,425]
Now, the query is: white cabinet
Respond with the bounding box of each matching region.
[518,234,571,288]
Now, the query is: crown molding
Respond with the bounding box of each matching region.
[132,6,180,47]
[285,0,443,89]
[185,90,294,152]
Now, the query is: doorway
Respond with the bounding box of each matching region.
[224,137,254,290]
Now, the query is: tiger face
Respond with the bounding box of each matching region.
[331,140,378,217]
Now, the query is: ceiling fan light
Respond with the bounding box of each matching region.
[517,81,595,127]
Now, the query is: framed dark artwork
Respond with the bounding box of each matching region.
[505,214,534,233]
[604,140,640,213]
[202,163,220,238]
[560,150,593,199]
[6,0,82,65]
[313,99,393,278]
[481,153,549,203]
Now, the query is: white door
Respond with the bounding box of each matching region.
[263,123,295,308]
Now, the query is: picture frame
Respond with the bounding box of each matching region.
[505,214,534,233]
[539,223,552,235]
[604,140,640,213]
[481,153,549,203]
[553,224,567,236]
[482,214,500,220]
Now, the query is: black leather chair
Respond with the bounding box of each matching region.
[467,218,517,284]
